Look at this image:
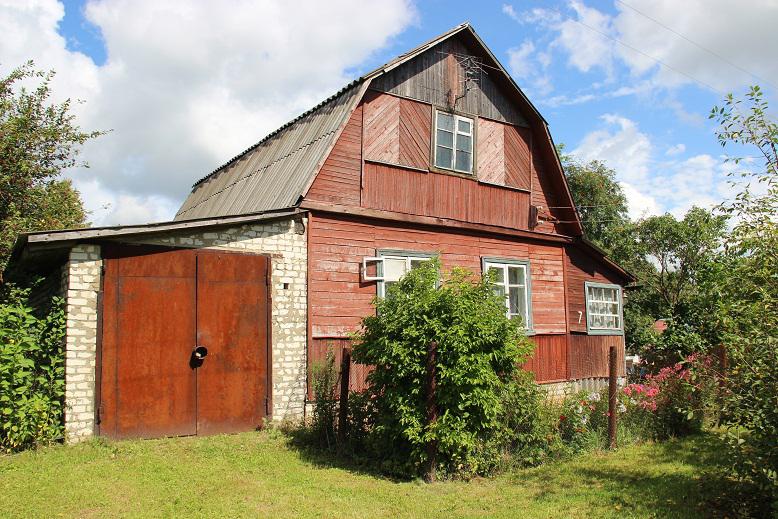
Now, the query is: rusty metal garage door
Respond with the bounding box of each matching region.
[97,244,271,439]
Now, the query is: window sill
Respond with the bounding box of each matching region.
[477,180,531,194]
[428,164,477,179]
[586,329,624,336]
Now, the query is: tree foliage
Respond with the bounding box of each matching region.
[709,86,778,503]
[559,148,630,256]
[352,259,534,478]
[0,61,103,271]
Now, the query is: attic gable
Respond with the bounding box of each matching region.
[174,23,582,236]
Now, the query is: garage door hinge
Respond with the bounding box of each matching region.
[265,397,270,415]
[96,404,103,424]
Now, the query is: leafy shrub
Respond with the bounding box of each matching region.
[309,349,338,449]
[720,332,778,508]
[495,370,560,467]
[642,322,708,372]
[0,285,65,452]
[352,259,534,478]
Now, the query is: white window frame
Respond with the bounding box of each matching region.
[373,250,435,298]
[482,257,533,332]
[433,110,474,174]
[585,281,624,335]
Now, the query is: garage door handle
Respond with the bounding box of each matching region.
[193,346,208,360]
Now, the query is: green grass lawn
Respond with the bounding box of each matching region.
[0,430,742,518]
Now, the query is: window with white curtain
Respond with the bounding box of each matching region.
[585,282,623,334]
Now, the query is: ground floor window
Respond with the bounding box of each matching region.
[360,250,435,298]
[482,258,533,331]
[585,282,623,334]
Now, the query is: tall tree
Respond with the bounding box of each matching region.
[710,86,777,500]
[558,148,633,263]
[0,61,104,271]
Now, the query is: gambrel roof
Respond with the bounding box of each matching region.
[174,23,582,235]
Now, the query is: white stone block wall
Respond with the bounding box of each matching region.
[64,244,102,442]
[541,377,626,400]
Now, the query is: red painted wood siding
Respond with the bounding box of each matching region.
[362,162,531,230]
[308,338,372,399]
[399,98,432,170]
[529,151,562,234]
[307,104,363,205]
[565,245,625,333]
[363,92,400,163]
[477,119,531,191]
[569,334,626,378]
[363,91,432,170]
[308,213,566,338]
[523,334,568,382]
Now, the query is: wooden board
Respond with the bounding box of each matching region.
[569,334,625,379]
[523,334,568,382]
[361,162,531,230]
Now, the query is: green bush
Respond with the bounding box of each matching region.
[309,349,338,449]
[352,259,534,478]
[495,371,559,467]
[0,285,65,452]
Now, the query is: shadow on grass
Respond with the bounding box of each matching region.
[523,433,762,518]
[284,428,765,517]
[281,427,411,483]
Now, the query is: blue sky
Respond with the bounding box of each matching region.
[4,0,776,224]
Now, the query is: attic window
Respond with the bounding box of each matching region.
[434,111,473,174]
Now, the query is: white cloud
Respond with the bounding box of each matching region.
[0,0,416,225]
[573,113,652,183]
[571,114,734,219]
[554,1,616,78]
[506,41,535,78]
[546,0,778,93]
[501,3,519,22]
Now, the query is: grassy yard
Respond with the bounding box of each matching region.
[0,430,743,518]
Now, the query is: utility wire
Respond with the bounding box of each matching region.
[547,5,726,96]
[614,0,777,90]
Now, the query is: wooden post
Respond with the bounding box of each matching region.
[608,345,618,450]
[337,348,351,450]
[424,340,438,483]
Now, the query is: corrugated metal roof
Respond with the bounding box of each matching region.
[175,82,365,220]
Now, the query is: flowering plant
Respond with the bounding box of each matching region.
[621,353,718,439]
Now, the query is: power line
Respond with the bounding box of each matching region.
[614,0,777,90]
[548,4,726,96]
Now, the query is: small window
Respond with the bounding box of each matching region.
[585,282,623,334]
[483,258,532,331]
[377,252,433,298]
[434,111,473,174]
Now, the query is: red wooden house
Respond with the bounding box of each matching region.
[10,24,633,441]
